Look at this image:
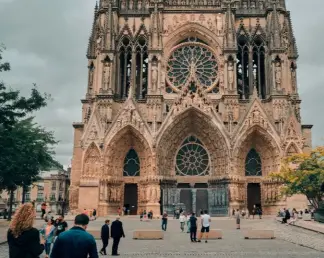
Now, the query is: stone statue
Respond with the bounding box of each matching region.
[291,68,296,91]
[151,63,158,91]
[89,67,94,86]
[121,0,126,9]
[96,33,103,50]
[137,0,142,9]
[216,14,223,35]
[207,18,213,30]
[103,63,111,90]
[228,61,234,90]
[129,0,133,9]
[275,62,282,90]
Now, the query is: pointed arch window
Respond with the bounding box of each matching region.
[118,37,132,99]
[175,136,210,176]
[123,149,140,176]
[245,148,262,176]
[135,36,148,99]
[237,34,267,99]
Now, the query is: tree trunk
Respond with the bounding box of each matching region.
[7,189,14,221]
[22,186,26,204]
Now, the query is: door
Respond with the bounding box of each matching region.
[196,189,208,214]
[180,189,192,213]
[247,183,261,213]
[124,184,138,215]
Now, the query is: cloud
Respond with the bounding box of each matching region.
[0,0,323,167]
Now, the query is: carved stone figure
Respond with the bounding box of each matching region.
[275,62,282,90]
[151,63,158,91]
[103,62,111,90]
[129,0,133,9]
[121,0,126,9]
[216,14,223,35]
[228,61,234,90]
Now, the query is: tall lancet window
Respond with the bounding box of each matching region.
[252,37,266,99]
[118,37,132,98]
[135,36,148,99]
[123,149,140,176]
[237,35,267,99]
[245,148,262,176]
[237,35,250,100]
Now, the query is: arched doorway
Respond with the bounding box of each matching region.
[245,148,262,213]
[123,148,140,215]
[124,184,138,215]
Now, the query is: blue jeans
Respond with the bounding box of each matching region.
[162,220,167,231]
[45,242,52,255]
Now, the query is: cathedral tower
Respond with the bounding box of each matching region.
[70,0,312,216]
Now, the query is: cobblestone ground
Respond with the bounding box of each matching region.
[0,218,323,257]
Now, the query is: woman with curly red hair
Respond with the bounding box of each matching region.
[7,203,45,258]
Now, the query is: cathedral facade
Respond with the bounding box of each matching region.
[69,0,312,216]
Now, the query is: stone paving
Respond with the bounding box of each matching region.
[0,217,323,257]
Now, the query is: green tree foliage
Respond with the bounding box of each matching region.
[0,45,60,219]
[270,147,324,209]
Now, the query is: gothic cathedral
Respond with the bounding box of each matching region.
[69,0,313,216]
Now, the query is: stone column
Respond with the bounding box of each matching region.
[207,189,213,215]
[176,189,181,204]
[191,189,197,214]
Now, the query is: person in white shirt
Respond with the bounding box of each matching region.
[179,213,186,232]
[197,210,211,243]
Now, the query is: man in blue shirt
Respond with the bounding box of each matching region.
[51,214,98,258]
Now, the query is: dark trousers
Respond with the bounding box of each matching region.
[112,237,121,255]
[162,220,167,231]
[101,239,108,255]
[190,227,197,241]
[41,209,45,218]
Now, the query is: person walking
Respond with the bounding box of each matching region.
[186,213,191,233]
[50,214,98,258]
[100,220,110,255]
[41,202,47,219]
[54,215,68,239]
[92,209,97,220]
[7,203,45,258]
[189,213,197,242]
[179,213,186,232]
[40,219,56,258]
[197,210,211,243]
[235,209,241,230]
[111,216,125,256]
[161,211,168,231]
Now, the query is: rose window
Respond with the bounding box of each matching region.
[175,136,210,176]
[166,40,218,92]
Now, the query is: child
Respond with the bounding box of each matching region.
[40,219,56,258]
[179,213,186,232]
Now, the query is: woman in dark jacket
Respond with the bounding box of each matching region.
[7,203,45,258]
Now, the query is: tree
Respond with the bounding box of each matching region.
[270,147,324,210]
[0,45,60,219]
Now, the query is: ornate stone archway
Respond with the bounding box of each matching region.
[98,125,156,215]
[233,125,283,214]
[156,107,230,215]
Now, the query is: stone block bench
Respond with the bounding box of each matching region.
[87,230,100,239]
[303,213,312,221]
[133,230,164,240]
[243,230,275,239]
[202,229,222,240]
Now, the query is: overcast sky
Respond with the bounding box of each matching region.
[0,0,323,167]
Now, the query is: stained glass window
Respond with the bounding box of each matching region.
[245,148,262,176]
[167,39,218,92]
[123,149,140,176]
[175,136,210,176]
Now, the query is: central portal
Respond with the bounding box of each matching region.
[247,183,261,213]
[124,184,138,215]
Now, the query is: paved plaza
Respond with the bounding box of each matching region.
[0,217,324,257]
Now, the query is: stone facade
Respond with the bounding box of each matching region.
[70,0,312,216]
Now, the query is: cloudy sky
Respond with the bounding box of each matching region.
[0,0,323,167]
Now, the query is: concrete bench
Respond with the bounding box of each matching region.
[133,230,164,240]
[202,229,222,240]
[243,230,275,239]
[303,213,312,221]
[87,230,100,239]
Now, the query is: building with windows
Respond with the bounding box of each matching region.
[1,168,70,214]
[69,0,312,216]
